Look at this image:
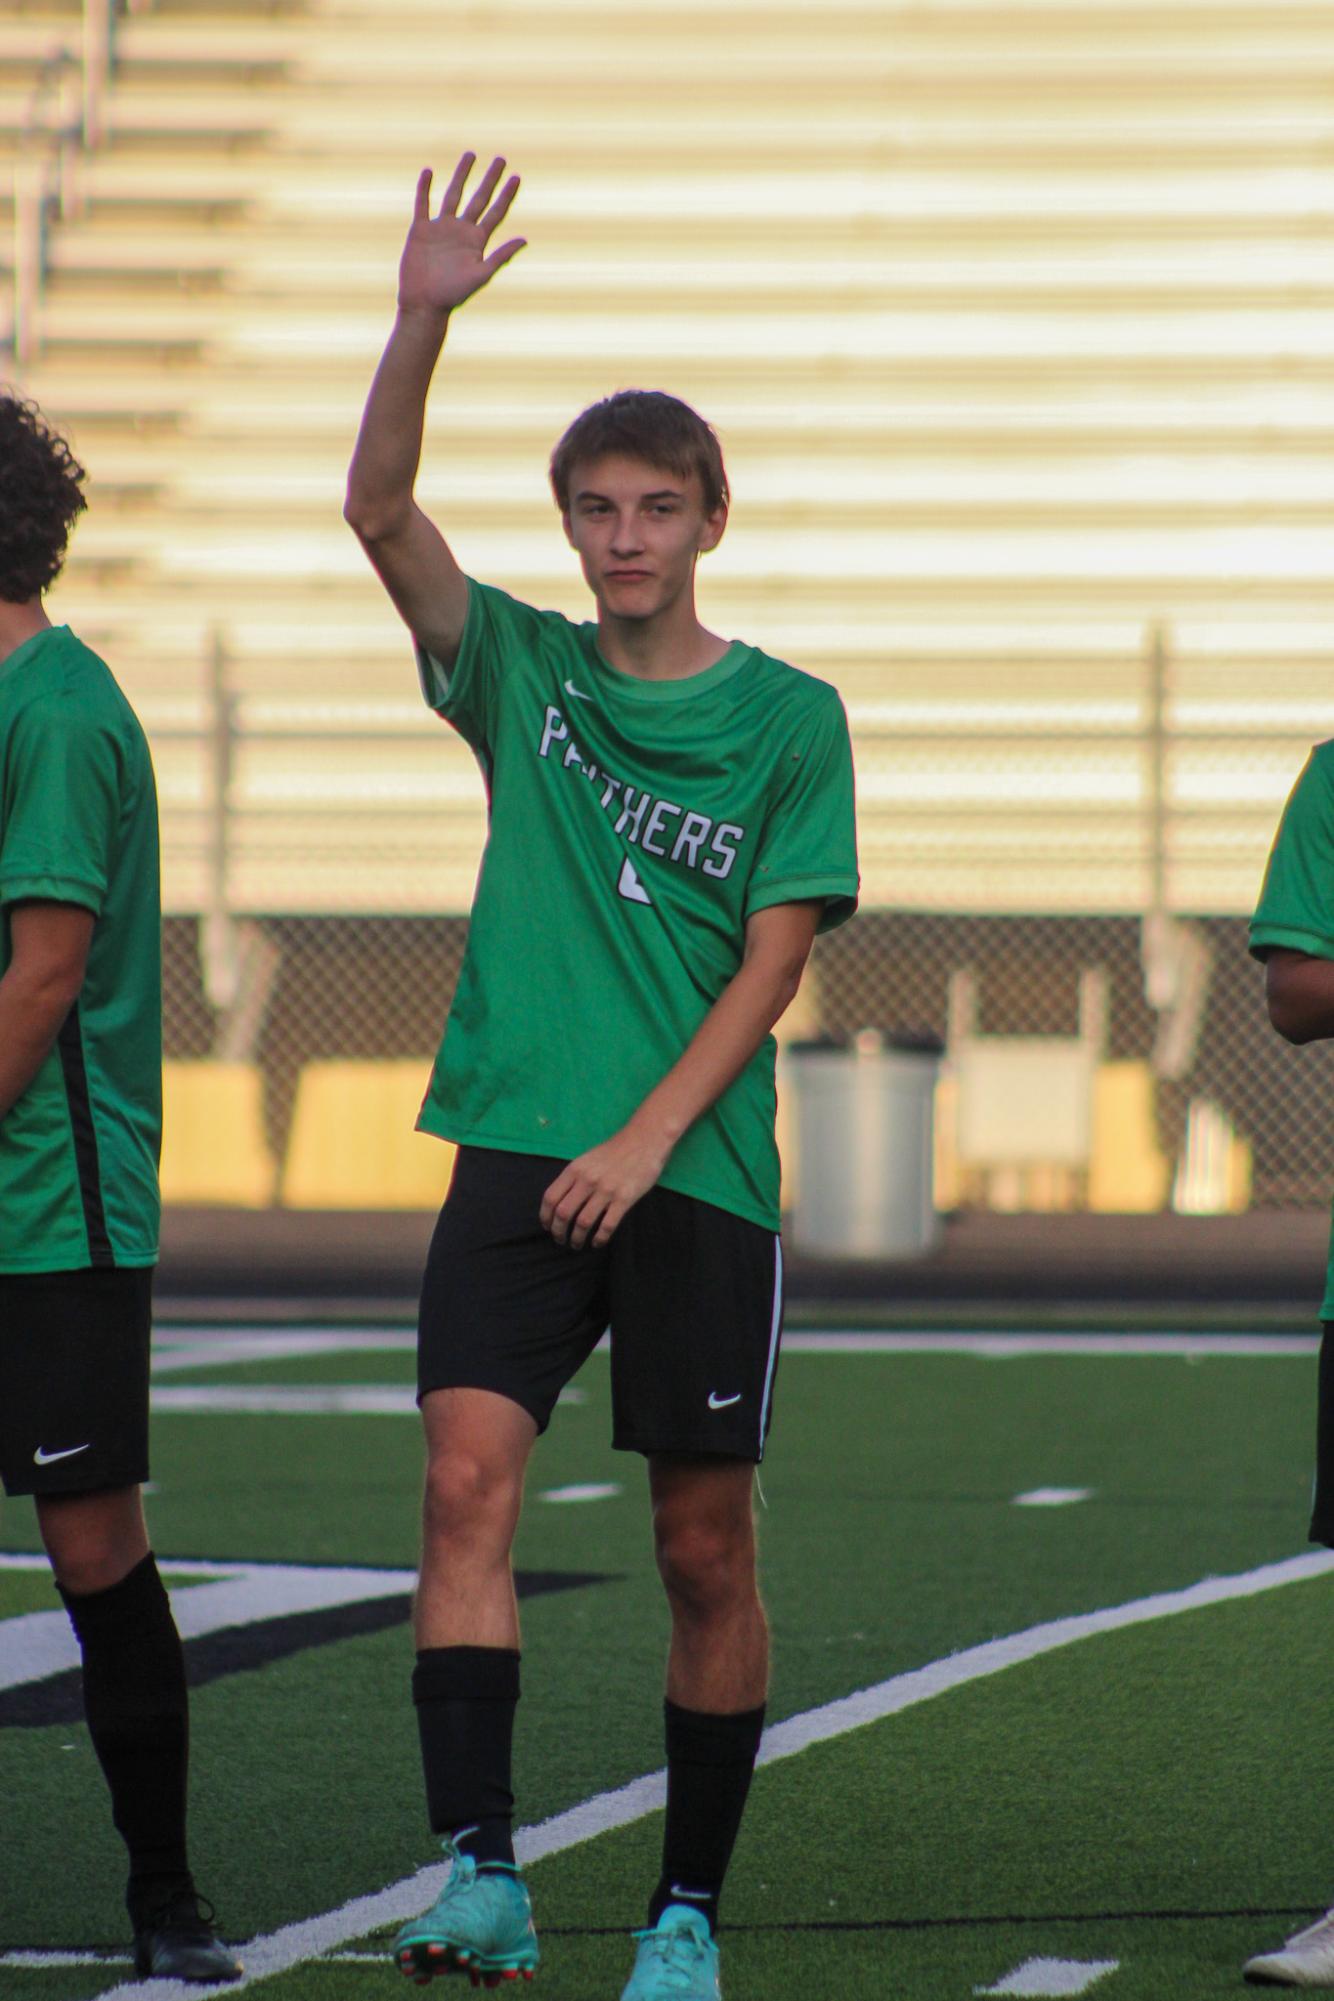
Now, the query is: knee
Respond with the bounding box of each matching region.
[654,1511,752,1618]
[423,1450,518,1549]
[37,1488,147,1598]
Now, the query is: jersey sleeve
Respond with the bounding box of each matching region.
[1250,746,1334,961]
[0,698,121,916]
[414,580,543,755]
[746,685,860,933]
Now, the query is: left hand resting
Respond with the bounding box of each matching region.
[540,1127,671,1250]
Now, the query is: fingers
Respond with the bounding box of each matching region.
[413,166,432,221]
[462,154,508,225]
[479,172,521,237]
[540,1170,612,1250]
[483,237,527,278]
[591,1201,627,1250]
[438,150,477,217]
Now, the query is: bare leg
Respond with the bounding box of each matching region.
[414,1387,537,1651]
[36,1483,150,1595]
[649,1455,768,1711]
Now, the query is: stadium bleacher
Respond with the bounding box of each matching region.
[5,0,1334,1213]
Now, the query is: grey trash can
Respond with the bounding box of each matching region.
[784,1031,944,1259]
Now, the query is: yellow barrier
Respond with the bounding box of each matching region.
[160,1060,276,1207]
[280,1060,455,1209]
[1088,1062,1172,1215]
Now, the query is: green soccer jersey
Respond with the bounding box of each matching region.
[416,581,860,1230]
[0,626,162,1273]
[1250,740,1334,1316]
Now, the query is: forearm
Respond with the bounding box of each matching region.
[345,308,450,536]
[627,950,805,1159]
[0,970,76,1121]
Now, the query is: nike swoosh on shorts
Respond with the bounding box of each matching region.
[33,1443,91,1466]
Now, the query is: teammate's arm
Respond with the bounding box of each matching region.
[344,153,525,668]
[1264,949,1334,1045]
[540,899,824,1250]
[0,900,94,1120]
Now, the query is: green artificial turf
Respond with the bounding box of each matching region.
[1,1342,1325,1998]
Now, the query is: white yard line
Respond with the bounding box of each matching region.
[0,1559,414,1693]
[1013,1489,1095,1508]
[978,1959,1120,1997]
[151,1327,1319,1365]
[89,1547,1334,2001]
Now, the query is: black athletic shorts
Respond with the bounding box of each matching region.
[1312,1320,1334,1548]
[418,1147,784,1461]
[0,1267,153,1499]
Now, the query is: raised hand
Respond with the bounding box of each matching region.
[398,153,525,318]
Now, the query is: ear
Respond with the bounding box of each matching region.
[698,501,728,556]
[560,507,576,549]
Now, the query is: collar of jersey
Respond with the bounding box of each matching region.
[0,623,66,687]
[578,628,753,702]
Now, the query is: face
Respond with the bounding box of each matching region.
[562,453,727,621]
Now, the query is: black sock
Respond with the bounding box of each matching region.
[648,1699,766,1936]
[413,1646,521,1868]
[57,1552,194,1925]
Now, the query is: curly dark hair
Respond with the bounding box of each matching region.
[0,390,88,601]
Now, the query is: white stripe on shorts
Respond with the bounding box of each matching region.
[757,1235,783,1459]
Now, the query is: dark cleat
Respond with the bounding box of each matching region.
[133,1890,243,1984]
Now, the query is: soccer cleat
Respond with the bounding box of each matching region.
[132,1889,243,1984]
[620,1905,721,2000]
[393,1840,539,1986]
[1246,1908,1334,1986]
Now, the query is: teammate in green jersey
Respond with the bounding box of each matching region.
[346,153,859,2001]
[1243,745,1334,1987]
[0,392,240,1984]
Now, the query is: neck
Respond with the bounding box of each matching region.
[0,599,50,666]
[595,593,727,682]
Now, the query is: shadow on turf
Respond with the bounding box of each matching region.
[1,1569,616,1728]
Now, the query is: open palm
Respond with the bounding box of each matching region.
[398,152,525,315]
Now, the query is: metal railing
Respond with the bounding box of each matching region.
[9,0,150,366]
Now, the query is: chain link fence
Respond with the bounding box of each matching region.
[159,835,1334,1220]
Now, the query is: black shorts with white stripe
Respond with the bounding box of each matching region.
[419,1147,784,1461]
[0,1266,153,1498]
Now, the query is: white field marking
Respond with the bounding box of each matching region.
[0,1557,414,1694]
[152,1326,1319,1363]
[152,1385,418,1416]
[781,1332,1320,1359]
[151,1330,414,1374]
[539,1482,623,1504]
[92,1548,1334,2001]
[147,1382,584,1416]
[0,1952,130,1968]
[978,1958,1121,1997]
[1013,1488,1094,1508]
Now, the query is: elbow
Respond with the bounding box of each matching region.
[1267,997,1313,1046]
[342,491,378,542]
[343,488,403,545]
[1275,1018,1314,1048]
[768,958,808,1022]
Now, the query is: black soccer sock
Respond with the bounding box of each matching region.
[413,1645,521,1868]
[648,1698,767,1936]
[57,1552,194,1924]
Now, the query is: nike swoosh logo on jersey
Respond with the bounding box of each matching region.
[33,1443,91,1466]
[564,678,594,702]
[707,1391,742,1410]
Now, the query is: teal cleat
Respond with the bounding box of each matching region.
[393,1841,539,1988]
[620,1906,722,2000]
